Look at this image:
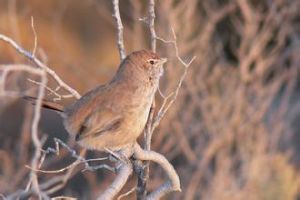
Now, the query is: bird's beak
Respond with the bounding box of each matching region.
[159,58,168,65]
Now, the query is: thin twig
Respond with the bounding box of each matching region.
[27,67,47,198]
[31,16,38,56]
[152,57,196,132]
[42,138,115,173]
[0,34,81,99]
[26,157,110,174]
[27,78,74,101]
[152,28,196,131]
[40,150,86,195]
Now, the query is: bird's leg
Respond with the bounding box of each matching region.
[133,142,181,200]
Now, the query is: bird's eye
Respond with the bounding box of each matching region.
[149,59,155,65]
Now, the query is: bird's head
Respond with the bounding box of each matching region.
[121,50,167,80]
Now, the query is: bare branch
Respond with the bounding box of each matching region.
[97,148,133,200]
[152,56,195,131]
[156,28,195,67]
[0,63,47,199]
[112,0,126,60]
[152,29,196,131]
[26,66,47,198]
[0,64,44,99]
[0,34,81,99]
[134,143,181,200]
[27,78,74,101]
[40,150,86,195]
[137,1,158,198]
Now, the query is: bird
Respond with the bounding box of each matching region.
[25,50,167,151]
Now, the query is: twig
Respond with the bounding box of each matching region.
[31,16,38,56]
[152,28,196,131]
[27,78,74,101]
[26,156,109,173]
[152,57,195,131]
[112,0,126,60]
[26,66,47,198]
[0,64,44,85]
[156,28,195,68]
[0,34,81,99]
[40,150,86,195]
[41,138,114,173]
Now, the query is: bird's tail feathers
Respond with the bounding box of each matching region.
[23,96,64,113]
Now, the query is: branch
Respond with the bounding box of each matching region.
[0,34,81,99]
[112,0,126,60]
[0,64,47,199]
[137,25,195,199]
[134,143,181,200]
[26,71,46,195]
[26,138,113,174]
[153,29,196,131]
[148,0,156,52]
[136,1,158,198]
[27,78,74,101]
[97,148,134,200]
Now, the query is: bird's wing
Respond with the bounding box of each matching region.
[75,106,123,141]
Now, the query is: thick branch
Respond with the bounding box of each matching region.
[97,161,132,200]
[134,143,181,200]
[97,148,134,200]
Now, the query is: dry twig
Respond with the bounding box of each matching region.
[0,34,81,99]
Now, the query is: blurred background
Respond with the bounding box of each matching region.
[0,0,300,199]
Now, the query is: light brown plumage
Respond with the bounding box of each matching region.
[28,50,166,151]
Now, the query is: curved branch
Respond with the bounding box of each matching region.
[97,160,132,200]
[133,143,181,200]
[97,147,134,200]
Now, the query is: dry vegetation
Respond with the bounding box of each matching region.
[0,0,300,199]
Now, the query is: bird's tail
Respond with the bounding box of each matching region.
[23,96,64,113]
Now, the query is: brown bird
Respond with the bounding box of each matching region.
[26,50,167,151]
